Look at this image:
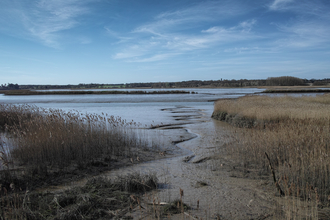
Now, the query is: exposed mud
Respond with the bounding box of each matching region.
[32,105,278,219]
[103,106,278,219]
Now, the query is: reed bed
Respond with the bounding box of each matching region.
[0,104,150,176]
[213,94,330,122]
[0,173,158,219]
[213,95,330,214]
[0,104,166,219]
[262,89,330,93]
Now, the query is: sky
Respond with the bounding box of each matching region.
[0,0,330,85]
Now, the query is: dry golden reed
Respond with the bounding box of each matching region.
[214,94,330,206]
[0,104,149,172]
[214,94,330,122]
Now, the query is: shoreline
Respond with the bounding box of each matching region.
[2,89,193,96]
[2,86,330,96]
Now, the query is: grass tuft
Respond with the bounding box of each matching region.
[0,173,158,219]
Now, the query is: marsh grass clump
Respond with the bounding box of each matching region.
[0,104,34,130]
[111,172,158,193]
[162,199,190,215]
[213,94,330,210]
[84,172,158,194]
[0,104,151,182]
[0,173,158,219]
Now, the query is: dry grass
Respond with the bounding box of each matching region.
[0,173,158,219]
[213,94,330,218]
[0,104,165,219]
[214,94,330,122]
[0,104,151,178]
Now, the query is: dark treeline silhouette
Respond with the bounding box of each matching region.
[1,77,329,90]
[0,83,20,90]
[126,79,266,88]
[311,78,330,86]
[266,76,304,86]
[16,83,124,90]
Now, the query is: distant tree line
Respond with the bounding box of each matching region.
[125,79,268,88]
[0,83,20,90]
[17,83,124,90]
[1,77,329,90]
[127,77,329,88]
[311,78,330,86]
[266,76,304,86]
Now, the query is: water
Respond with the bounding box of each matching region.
[0,88,263,125]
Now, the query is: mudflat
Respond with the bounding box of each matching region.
[122,119,278,219]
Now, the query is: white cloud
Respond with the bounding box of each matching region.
[202,26,224,34]
[223,46,273,54]
[237,19,257,32]
[104,27,133,44]
[269,0,294,11]
[135,1,251,34]
[113,52,141,60]
[105,1,261,62]
[0,0,91,48]
[130,53,178,63]
[203,19,256,34]
[267,0,330,49]
[275,19,330,48]
[114,15,259,62]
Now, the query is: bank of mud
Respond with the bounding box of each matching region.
[124,120,278,219]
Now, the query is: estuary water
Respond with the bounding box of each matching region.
[0,88,263,126]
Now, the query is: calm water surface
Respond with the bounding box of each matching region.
[0,88,263,125]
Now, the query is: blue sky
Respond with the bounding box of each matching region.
[0,0,329,85]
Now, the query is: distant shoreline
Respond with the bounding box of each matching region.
[2,89,194,95]
[261,89,330,93]
[2,86,330,95]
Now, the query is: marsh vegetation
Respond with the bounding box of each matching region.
[213,94,330,218]
[0,172,159,219]
[0,104,161,188]
[0,103,176,219]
